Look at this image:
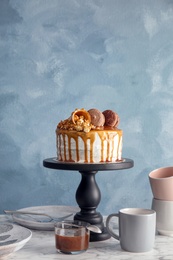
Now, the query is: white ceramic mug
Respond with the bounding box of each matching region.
[106,208,156,252]
[152,198,173,236]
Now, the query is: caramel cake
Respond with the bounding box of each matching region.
[56,108,122,163]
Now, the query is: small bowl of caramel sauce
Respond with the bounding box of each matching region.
[55,220,90,254]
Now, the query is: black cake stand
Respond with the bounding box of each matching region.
[43,158,134,242]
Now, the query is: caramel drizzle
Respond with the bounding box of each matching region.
[97,132,120,162]
[57,129,122,162]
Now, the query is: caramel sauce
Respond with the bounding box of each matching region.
[56,127,122,163]
[55,233,89,252]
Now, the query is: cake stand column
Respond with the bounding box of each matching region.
[74,170,111,241]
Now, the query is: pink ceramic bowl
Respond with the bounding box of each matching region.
[149,166,173,201]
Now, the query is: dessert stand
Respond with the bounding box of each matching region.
[43,158,134,242]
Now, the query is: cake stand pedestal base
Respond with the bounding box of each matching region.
[43,158,134,242]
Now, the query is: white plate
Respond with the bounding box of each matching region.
[12,205,79,231]
[0,223,32,258]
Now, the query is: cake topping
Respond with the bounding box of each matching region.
[88,109,105,127]
[71,108,91,132]
[71,108,91,124]
[58,108,92,133]
[57,108,119,132]
[102,109,120,127]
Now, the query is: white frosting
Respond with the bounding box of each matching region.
[57,130,122,163]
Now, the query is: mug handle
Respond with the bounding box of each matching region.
[106,213,119,240]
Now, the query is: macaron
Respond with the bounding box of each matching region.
[88,109,105,127]
[102,109,119,127]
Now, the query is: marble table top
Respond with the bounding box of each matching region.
[1,215,173,260]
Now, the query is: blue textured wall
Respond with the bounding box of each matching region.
[1,0,173,215]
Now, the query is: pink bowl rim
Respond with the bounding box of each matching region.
[149,166,173,179]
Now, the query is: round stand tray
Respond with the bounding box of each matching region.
[43,158,134,242]
[43,158,133,171]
